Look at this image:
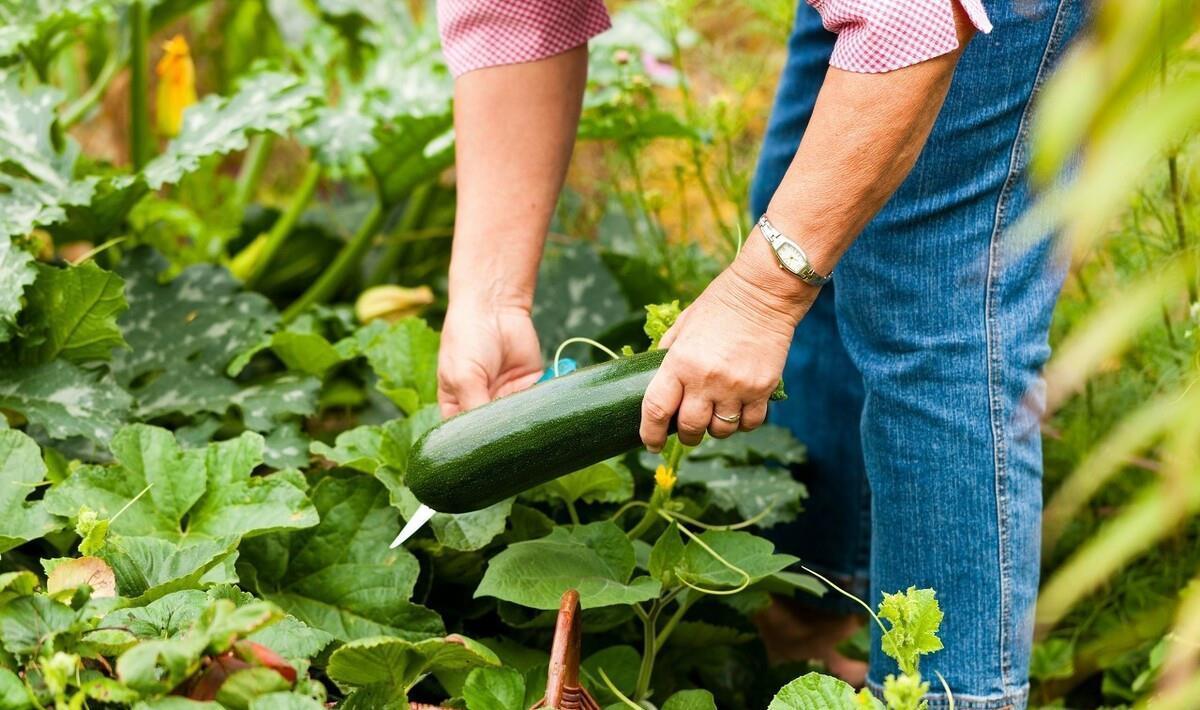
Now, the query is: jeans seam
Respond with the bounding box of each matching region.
[983,0,1073,692]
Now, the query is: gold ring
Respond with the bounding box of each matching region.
[714,411,742,424]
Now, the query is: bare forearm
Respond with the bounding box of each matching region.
[449,47,588,312]
[735,9,974,313]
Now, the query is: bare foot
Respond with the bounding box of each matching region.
[753,595,869,686]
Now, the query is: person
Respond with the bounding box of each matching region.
[433,1,1086,707]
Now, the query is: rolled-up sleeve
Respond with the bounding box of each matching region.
[437,0,611,77]
[809,0,993,73]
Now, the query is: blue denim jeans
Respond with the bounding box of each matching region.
[750,2,1087,708]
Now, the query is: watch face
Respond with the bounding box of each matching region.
[776,241,806,273]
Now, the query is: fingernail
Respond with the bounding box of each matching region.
[647,446,661,454]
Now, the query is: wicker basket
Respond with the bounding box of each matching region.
[413,589,600,710]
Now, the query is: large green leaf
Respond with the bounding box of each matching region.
[677,531,797,589]
[476,521,661,610]
[328,634,498,706]
[17,261,128,364]
[99,536,236,603]
[143,71,319,190]
[530,241,631,363]
[342,318,439,414]
[237,472,443,642]
[0,0,117,64]
[0,359,132,441]
[690,425,806,466]
[0,428,61,552]
[662,689,719,710]
[0,235,35,342]
[45,425,317,542]
[675,459,806,529]
[768,673,883,710]
[0,78,98,239]
[524,458,634,507]
[462,666,525,710]
[0,593,76,656]
[0,667,30,710]
[114,250,317,436]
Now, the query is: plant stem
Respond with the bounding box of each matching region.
[233,134,276,218]
[1167,154,1196,302]
[62,48,122,128]
[241,162,322,288]
[282,201,384,322]
[633,599,663,701]
[625,500,661,541]
[565,500,581,526]
[368,182,437,286]
[654,594,695,650]
[129,0,152,170]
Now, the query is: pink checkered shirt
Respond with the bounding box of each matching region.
[438,0,993,77]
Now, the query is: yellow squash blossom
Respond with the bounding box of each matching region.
[155,35,196,137]
[654,464,676,492]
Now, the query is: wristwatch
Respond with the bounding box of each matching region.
[756,214,832,287]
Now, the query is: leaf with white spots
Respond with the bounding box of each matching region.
[230,374,320,431]
[0,428,62,553]
[113,249,278,420]
[531,242,631,363]
[690,425,807,466]
[0,359,132,442]
[674,458,807,529]
[0,234,36,342]
[0,77,99,240]
[143,71,320,190]
[0,0,119,64]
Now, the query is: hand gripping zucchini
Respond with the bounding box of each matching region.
[406,349,669,513]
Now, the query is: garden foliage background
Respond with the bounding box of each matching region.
[0,0,1197,708]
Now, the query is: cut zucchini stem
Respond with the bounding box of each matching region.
[552,336,621,377]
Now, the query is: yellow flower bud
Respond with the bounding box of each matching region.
[355,284,435,324]
[654,464,676,491]
[155,35,197,137]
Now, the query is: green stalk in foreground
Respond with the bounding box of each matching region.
[367,182,437,286]
[282,201,384,323]
[231,161,322,287]
[129,1,152,170]
[232,134,276,218]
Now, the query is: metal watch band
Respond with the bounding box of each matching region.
[756,214,832,287]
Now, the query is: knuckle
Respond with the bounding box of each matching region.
[642,400,671,423]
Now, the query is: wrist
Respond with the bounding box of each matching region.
[728,226,822,324]
[448,273,534,315]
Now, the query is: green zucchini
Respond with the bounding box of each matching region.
[406,349,669,513]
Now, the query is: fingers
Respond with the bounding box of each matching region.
[437,365,491,419]
[675,391,713,447]
[708,399,743,439]
[640,372,683,453]
[740,399,769,432]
